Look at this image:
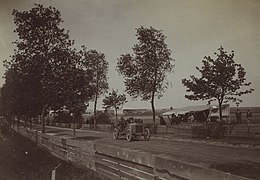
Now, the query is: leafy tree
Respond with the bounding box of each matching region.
[182,46,254,121]
[1,58,42,128]
[3,38,58,121]
[103,90,127,123]
[79,46,109,129]
[7,4,94,133]
[0,66,21,117]
[88,111,111,125]
[117,26,174,130]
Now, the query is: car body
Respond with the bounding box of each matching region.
[113,118,151,142]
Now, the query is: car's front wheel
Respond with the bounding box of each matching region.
[143,128,151,141]
[126,130,132,142]
[113,128,119,140]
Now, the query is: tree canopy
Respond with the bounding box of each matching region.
[182,46,254,120]
[79,46,109,129]
[117,26,174,128]
[103,89,127,123]
[2,4,94,132]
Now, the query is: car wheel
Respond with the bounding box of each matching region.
[126,130,132,142]
[113,128,119,140]
[143,128,151,141]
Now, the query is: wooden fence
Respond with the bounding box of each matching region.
[13,126,252,180]
[156,124,260,138]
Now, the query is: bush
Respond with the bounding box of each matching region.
[0,122,11,135]
[87,112,111,124]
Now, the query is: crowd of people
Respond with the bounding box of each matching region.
[159,109,254,125]
[159,113,197,125]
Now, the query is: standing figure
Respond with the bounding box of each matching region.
[170,114,177,125]
[159,115,166,125]
[189,113,195,123]
[235,109,242,124]
[246,109,252,124]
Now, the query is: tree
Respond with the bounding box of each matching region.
[79,46,109,130]
[182,46,254,121]
[1,56,43,127]
[103,90,127,123]
[11,4,72,132]
[117,26,174,130]
[8,4,94,133]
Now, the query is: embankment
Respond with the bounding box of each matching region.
[13,125,253,180]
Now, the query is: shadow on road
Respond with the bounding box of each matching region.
[71,136,102,141]
[210,161,260,180]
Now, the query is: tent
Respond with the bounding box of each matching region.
[162,104,230,123]
[162,105,215,116]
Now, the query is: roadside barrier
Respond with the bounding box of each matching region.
[13,126,252,180]
[157,124,260,139]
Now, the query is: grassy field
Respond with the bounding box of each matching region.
[0,130,107,180]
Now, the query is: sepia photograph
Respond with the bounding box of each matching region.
[0,0,260,179]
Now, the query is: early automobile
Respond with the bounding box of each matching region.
[112,118,151,142]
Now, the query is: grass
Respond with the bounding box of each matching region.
[0,130,107,180]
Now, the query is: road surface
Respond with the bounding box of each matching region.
[30,125,260,179]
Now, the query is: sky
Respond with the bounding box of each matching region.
[0,0,259,110]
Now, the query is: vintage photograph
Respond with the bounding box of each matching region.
[0,0,259,179]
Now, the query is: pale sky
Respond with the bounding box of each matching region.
[0,0,259,110]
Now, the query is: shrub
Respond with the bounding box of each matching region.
[87,112,111,124]
[0,121,11,135]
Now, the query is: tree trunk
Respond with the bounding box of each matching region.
[152,66,157,134]
[94,64,100,131]
[12,117,14,129]
[115,108,118,124]
[17,115,20,127]
[41,104,48,133]
[73,116,76,137]
[217,100,225,138]
[94,93,98,130]
[218,101,222,121]
[30,117,32,130]
[151,91,156,133]
[24,117,27,128]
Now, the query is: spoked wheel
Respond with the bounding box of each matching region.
[126,130,132,142]
[113,128,119,140]
[143,128,151,141]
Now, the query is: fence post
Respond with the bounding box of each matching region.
[51,163,62,180]
[61,138,67,149]
[35,131,38,144]
[248,125,250,138]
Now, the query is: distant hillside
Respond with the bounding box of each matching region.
[122,108,170,116]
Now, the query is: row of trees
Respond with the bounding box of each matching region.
[0,4,111,132]
[0,4,254,133]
